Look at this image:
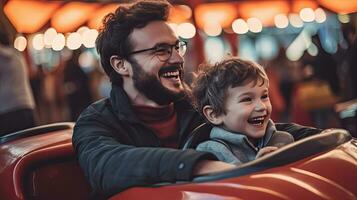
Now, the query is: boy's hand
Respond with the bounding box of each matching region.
[256,146,278,159]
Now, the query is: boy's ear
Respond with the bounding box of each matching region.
[202,105,223,125]
[110,55,129,76]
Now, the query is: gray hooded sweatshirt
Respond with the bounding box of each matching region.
[196,120,294,165]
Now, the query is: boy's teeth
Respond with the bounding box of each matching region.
[248,116,265,125]
[253,117,264,121]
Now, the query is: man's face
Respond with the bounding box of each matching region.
[217,80,272,139]
[127,21,186,105]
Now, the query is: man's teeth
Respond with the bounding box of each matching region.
[161,71,179,78]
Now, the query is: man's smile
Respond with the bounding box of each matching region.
[161,71,180,79]
[158,65,182,79]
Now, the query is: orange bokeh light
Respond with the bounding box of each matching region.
[195,3,237,29]
[88,4,120,30]
[238,1,290,26]
[51,2,98,33]
[318,0,357,14]
[4,0,357,35]
[169,5,193,24]
[4,0,60,33]
[292,0,318,13]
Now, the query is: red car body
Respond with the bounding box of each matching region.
[0,123,356,200]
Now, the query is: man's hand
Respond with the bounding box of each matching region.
[193,160,236,176]
[256,146,278,159]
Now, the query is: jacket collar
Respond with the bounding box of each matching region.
[210,119,276,150]
[110,84,140,122]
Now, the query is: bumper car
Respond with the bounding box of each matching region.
[0,123,356,200]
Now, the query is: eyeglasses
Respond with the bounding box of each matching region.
[127,41,187,62]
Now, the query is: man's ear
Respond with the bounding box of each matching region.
[202,105,223,125]
[110,55,129,76]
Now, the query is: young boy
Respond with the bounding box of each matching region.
[191,57,294,165]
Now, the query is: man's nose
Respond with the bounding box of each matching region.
[168,48,184,64]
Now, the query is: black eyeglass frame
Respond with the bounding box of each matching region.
[126,40,188,61]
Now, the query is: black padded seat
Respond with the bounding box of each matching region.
[181,123,213,150]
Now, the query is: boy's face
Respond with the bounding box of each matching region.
[215,80,272,139]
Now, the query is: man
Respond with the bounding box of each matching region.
[72,0,321,198]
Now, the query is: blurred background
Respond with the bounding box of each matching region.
[1,0,356,135]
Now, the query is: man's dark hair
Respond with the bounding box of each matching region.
[191,57,268,118]
[95,0,170,85]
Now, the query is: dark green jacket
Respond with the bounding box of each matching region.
[72,85,213,197]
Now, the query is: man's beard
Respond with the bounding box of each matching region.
[131,60,186,105]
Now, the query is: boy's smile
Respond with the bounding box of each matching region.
[248,115,268,126]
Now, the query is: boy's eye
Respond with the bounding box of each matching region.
[262,94,269,99]
[240,97,252,102]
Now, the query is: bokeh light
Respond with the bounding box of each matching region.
[66,32,82,50]
[77,26,90,36]
[79,50,96,72]
[32,33,45,50]
[203,22,222,37]
[52,33,65,51]
[204,37,225,63]
[274,14,289,29]
[300,8,315,22]
[14,36,27,51]
[256,35,278,60]
[338,14,350,24]
[44,28,57,46]
[247,17,262,33]
[315,8,326,23]
[82,29,98,48]
[289,14,304,28]
[177,22,196,39]
[232,19,248,34]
